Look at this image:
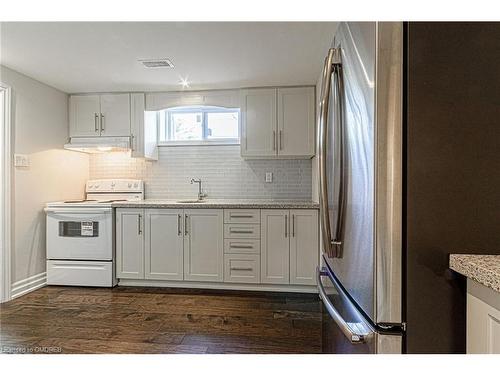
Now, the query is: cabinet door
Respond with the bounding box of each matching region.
[289,209,318,285]
[130,93,158,160]
[277,87,315,157]
[184,209,223,282]
[100,94,131,136]
[69,95,101,137]
[144,209,184,280]
[116,208,144,279]
[467,284,500,354]
[240,88,277,158]
[260,210,290,284]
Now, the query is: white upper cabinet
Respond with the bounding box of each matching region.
[131,93,158,160]
[69,94,130,137]
[99,94,131,137]
[69,93,157,160]
[69,95,101,137]
[69,94,131,138]
[240,86,315,159]
[240,88,277,158]
[277,87,315,157]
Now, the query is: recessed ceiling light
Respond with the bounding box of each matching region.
[179,76,190,88]
[138,58,174,68]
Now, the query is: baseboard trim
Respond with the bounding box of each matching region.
[118,279,317,293]
[11,272,47,299]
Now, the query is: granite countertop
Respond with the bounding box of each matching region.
[449,254,500,293]
[111,199,320,209]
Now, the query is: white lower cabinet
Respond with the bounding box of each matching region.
[260,210,290,284]
[183,209,224,282]
[116,207,318,288]
[116,208,144,279]
[144,209,184,280]
[467,280,500,353]
[289,210,319,285]
[224,254,260,283]
[260,209,319,285]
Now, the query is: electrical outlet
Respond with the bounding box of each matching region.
[265,172,273,183]
[14,154,30,168]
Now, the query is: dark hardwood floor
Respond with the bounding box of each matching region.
[0,286,322,354]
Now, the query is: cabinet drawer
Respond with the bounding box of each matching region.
[47,260,114,287]
[224,254,260,283]
[224,209,260,224]
[224,239,260,254]
[224,223,260,239]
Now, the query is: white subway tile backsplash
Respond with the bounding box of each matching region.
[89,145,312,199]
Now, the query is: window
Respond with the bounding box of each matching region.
[157,106,240,145]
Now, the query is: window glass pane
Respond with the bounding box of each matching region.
[206,112,239,139]
[171,112,202,140]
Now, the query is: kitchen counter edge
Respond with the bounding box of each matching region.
[449,254,500,293]
[111,200,320,209]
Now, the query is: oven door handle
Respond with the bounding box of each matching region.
[45,208,112,214]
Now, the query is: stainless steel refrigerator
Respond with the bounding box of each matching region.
[317,21,500,354]
[317,22,404,354]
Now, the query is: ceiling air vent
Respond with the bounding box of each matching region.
[139,58,174,68]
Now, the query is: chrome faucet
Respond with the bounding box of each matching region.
[190,178,207,201]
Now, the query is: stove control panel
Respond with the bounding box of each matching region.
[86,179,144,193]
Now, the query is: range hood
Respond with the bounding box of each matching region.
[64,137,132,153]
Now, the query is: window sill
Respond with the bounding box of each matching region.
[158,140,240,147]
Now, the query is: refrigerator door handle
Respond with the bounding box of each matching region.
[318,48,336,258]
[318,48,347,258]
[331,58,348,258]
[317,267,373,344]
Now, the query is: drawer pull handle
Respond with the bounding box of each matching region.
[94,113,99,132]
[285,214,288,237]
[230,244,254,249]
[230,267,253,271]
[230,214,254,218]
[230,230,254,234]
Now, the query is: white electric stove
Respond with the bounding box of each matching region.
[45,179,144,287]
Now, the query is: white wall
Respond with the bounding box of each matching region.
[0,65,89,286]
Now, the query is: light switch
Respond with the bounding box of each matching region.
[14,154,30,168]
[265,172,273,183]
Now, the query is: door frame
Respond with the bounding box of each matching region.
[0,84,12,302]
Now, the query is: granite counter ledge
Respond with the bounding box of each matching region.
[450,254,500,293]
[111,199,320,209]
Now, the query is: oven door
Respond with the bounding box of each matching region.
[46,208,113,261]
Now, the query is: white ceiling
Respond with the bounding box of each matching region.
[0,22,338,93]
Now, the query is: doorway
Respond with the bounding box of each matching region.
[0,85,12,302]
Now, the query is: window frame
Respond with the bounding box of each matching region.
[157,106,240,146]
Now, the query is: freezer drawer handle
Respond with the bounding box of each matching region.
[317,267,373,344]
